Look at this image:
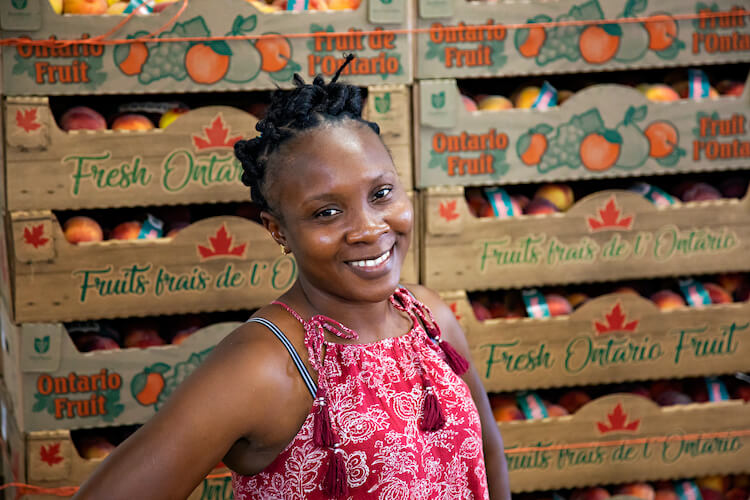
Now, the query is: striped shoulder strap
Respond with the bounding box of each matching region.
[246,317,318,398]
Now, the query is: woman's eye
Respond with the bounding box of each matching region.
[373,187,392,200]
[315,208,339,218]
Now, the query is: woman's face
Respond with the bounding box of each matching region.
[264,122,413,304]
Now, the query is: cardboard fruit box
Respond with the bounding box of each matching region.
[0,0,411,96]
[3,85,412,211]
[416,0,750,80]
[1,309,242,432]
[443,290,750,392]
[500,394,750,492]
[8,213,296,323]
[421,188,750,291]
[415,76,750,188]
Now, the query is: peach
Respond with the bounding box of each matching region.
[641,84,680,102]
[682,182,722,202]
[466,189,494,218]
[726,488,749,500]
[63,216,104,244]
[471,302,492,321]
[60,106,107,131]
[617,482,656,500]
[699,488,726,500]
[697,476,731,493]
[533,183,574,211]
[717,80,745,97]
[511,195,530,212]
[650,379,683,399]
[74,334,120,352]
[655,390,692,406]
[524,198,559,215]
[153,0,179,12]
[106,2,127,14]
[110,221,142,240]
[719,177,748,199]
[63,0,108,14]
[559,390,591,414]
[493,404,524,422]
[545,294,572,317]
[172,327,198,345]
[158,107,189,128]
[571,487,611,500]
[478,95,513,111]
[567,292,590,309]
[489,394,516,409]
[76,435,116,459]
[328,0,361,9]
[717,273,747,294]
[545,403,569,417]
[247,101,270,120]
[123,322,165,348]
[513,86,541,109]
[704,282,733,304]
[650,290,686,311]
[489,301,508,319]
[111,113,154,131]
[557,89,575,105]
[654,490,679,500]
[461,95,478,112]
[614,286,641,296]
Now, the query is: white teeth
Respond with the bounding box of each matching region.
[349,249,391,269]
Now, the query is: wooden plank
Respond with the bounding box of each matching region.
[422,188,750,291]
[416,0,750,80]
[500,394,750,492]
[442,290,750,392]
[1,0,411,96]
[414,77,750,188]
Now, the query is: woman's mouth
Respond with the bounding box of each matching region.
[347,247,393,270]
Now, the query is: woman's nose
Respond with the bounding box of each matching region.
[345,208,389,245]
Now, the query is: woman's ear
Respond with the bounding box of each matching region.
[260,210,287,248]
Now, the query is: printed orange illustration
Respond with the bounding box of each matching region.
[118,42,149,76]
[520,133,548,166]
[135,372,166,406]
[644,121,678,158]
[186,43,230,85]
[644,15,677,51]
[255,34,292,73]
[580,132,620,171]
[518,26,546,58]
[579,25,620,64]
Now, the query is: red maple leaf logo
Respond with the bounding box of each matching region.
[39,443,63,466]
[197,225,247,259]
[23,224,49,248]
[594,303,639,335]
[192,115,243,150]
[449,302,462,321]
[587,197,633,231]
[16,108,41,133]
[596,403,640,434]
[439,200,459,222]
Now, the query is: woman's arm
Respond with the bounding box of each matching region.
[410,284,511,500]
[74,322,304,500]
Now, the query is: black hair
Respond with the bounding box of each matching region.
[234,55,381,212]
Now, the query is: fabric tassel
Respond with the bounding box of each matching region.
[324,446,348,498]
[421,383,445,431]
[439,339,470,376]
[313,394,336,448]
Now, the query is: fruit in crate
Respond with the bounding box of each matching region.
[63,216,104,244]
[477,95,513,111]
[673,81,720,99]
[655,390,692,406]
[471,301,492,321]
[533,183,574,211]
[466,189,493,218]
[559,389,591,414]
[123,322,165,348]
[544,294,572,317]
[112,113,154,131]
[544,403,569,417]
[75,334,120,352]
[461,95,478,112]
[650,290,686,311]
[60,106,107,131]
[110,221,142,240]
[158,107,189,128]
[617,483,656,500]
[699,489,726,500]
[49,0,63,14]
[726,489,748,500]
[717,80,745,97]
[639,84,680,102]
[704,283,733,304]
[512,86,541,109]
[170,315,203,344]
[566,292,589,309]
[719,177,748,199]
[681,182,722,202]
[63,0,108,14]
[654,489,679,500]
[717,273,747,296]
[570,487,611,500]
[492,403,524,422]
[524,197,559,215]
[76,435,116,459]
[697,476,731,493]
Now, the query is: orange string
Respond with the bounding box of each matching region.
[0,9,747,48]
[0,428,748,497]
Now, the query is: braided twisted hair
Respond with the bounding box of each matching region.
[234,55,381,213]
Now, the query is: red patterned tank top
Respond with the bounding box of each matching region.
[231,287,489,499]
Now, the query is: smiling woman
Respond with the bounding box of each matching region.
[73,56,510,500]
